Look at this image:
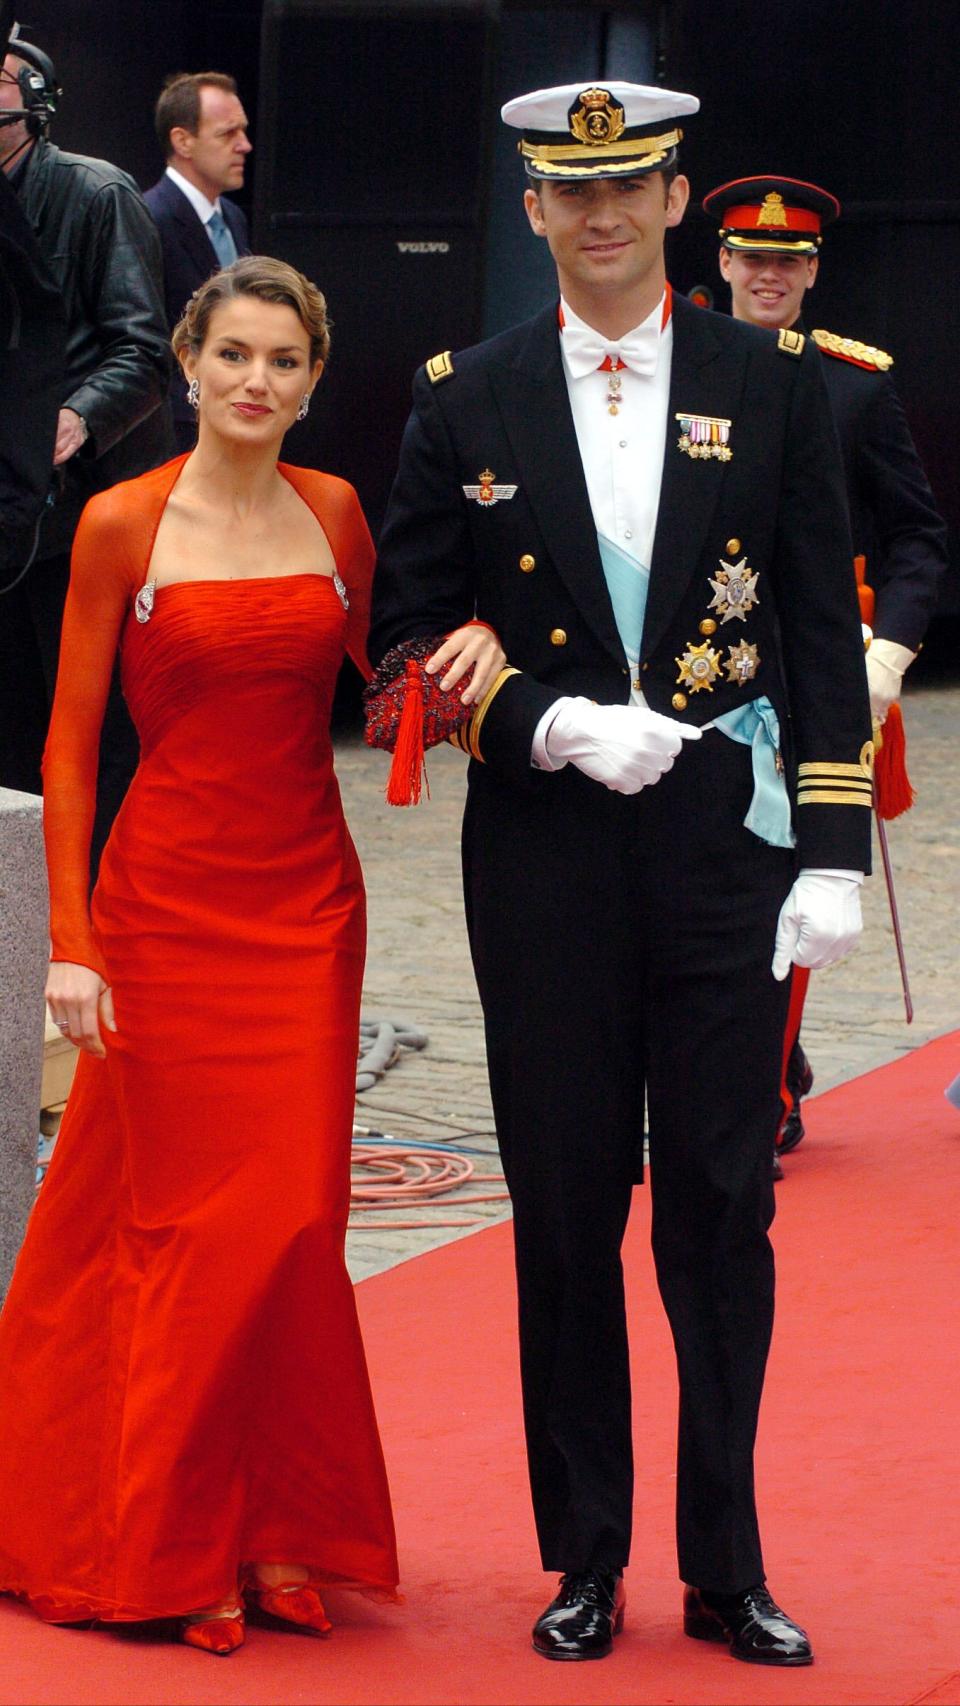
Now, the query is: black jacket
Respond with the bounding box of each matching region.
[809,331,948,651]
[0,167,65,573]
[143,174,251,425]
[15,138,173,559]
[372,295,873,873]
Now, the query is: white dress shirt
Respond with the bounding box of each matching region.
[532,292,673,765]
[165,165,227,230]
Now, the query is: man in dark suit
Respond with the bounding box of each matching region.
[703,176,947,1157]
[371,83,872,1666]
[144,72,252,451]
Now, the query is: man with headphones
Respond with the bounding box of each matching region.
[0,26,171,871]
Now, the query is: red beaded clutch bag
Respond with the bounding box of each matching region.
[363,636,475,806]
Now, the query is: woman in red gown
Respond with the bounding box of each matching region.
[0,257,503,1653]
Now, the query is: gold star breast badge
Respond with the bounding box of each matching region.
[676,641,722,693]
[725,641,760,685]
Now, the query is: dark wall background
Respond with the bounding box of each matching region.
[14,0,957,600]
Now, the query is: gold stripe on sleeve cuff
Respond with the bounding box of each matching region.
[467,667,521,762]
[798,757,874,780]
[797,789,873,807]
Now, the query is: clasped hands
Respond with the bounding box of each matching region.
[543,697,862,978]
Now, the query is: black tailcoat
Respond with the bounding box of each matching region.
[371,294,872,1590]
[811,336,947,650]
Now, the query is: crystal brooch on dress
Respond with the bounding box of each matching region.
[333,570,349,609]
[134,579,156,624]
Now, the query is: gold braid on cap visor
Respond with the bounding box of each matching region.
[520,126,681,173]
[722,232,821,253]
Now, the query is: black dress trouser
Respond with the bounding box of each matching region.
[0,552,138,881]
[463,731,794,1592]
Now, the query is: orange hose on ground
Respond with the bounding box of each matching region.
[349,1146,509,1230]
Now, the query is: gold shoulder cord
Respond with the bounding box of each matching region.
[811,328,894,372]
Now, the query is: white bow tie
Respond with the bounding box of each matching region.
[561,318,661,381]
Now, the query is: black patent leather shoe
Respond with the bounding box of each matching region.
[777,1104,806,1154]
[683,1584,813,1666]
[772,1145,784,1180]
[532,1569,625,1661]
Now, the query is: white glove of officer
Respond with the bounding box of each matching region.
[542,697,701,794]
[864,637,914,724]
[772,869,864,981]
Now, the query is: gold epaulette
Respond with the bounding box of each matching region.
[426,349,454,385]
[777,328,805,358]
[448,667,521,762]
[797,743,874,808]
[811,328,893,372]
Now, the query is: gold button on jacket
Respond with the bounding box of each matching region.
[519,553,536,572]
[550,628,567,647]
[672,691,688,711]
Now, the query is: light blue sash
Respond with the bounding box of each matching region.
[597,533,650,661]
[599,534,792,848]
[712,697,795,848]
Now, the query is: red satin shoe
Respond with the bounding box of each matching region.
[180,1607,245,1655]
[247,1580,332,1635]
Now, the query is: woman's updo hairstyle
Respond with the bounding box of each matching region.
[172,254,331,367]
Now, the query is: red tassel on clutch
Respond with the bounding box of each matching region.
[363,636,476,807]
[874,701,914,821]
[386,661,427,806]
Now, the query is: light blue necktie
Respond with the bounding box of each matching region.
[207,209,238,268]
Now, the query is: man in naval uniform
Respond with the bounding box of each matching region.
[371,84,873,1666]
[704,176,947,1157]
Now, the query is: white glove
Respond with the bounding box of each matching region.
[772,869,864,981]
[543,697,701,794]
[865,638,914,724]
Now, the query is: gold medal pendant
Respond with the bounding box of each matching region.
[675,641,722,693]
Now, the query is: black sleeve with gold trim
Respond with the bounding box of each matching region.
[770,339,873,870]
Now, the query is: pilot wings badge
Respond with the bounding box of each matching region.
[463,468,518,507]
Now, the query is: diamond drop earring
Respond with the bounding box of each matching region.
[296,392,310,421]
[186,378,200,410]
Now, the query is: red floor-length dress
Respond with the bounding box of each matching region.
[0,456,399,1621]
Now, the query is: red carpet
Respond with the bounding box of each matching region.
[2,1031,959,1705]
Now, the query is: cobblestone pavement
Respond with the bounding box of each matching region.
[341,656,960,1282]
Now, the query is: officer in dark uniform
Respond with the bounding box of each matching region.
[372,86,873,1666]
[703,176,947,1155]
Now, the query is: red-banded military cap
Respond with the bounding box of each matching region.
[502,81,699,181]
[702,176,840,254]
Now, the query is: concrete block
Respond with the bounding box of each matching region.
[0,787,48,1301]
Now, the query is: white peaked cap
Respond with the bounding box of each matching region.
[501,82,700,131]
[501,81,699,180]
